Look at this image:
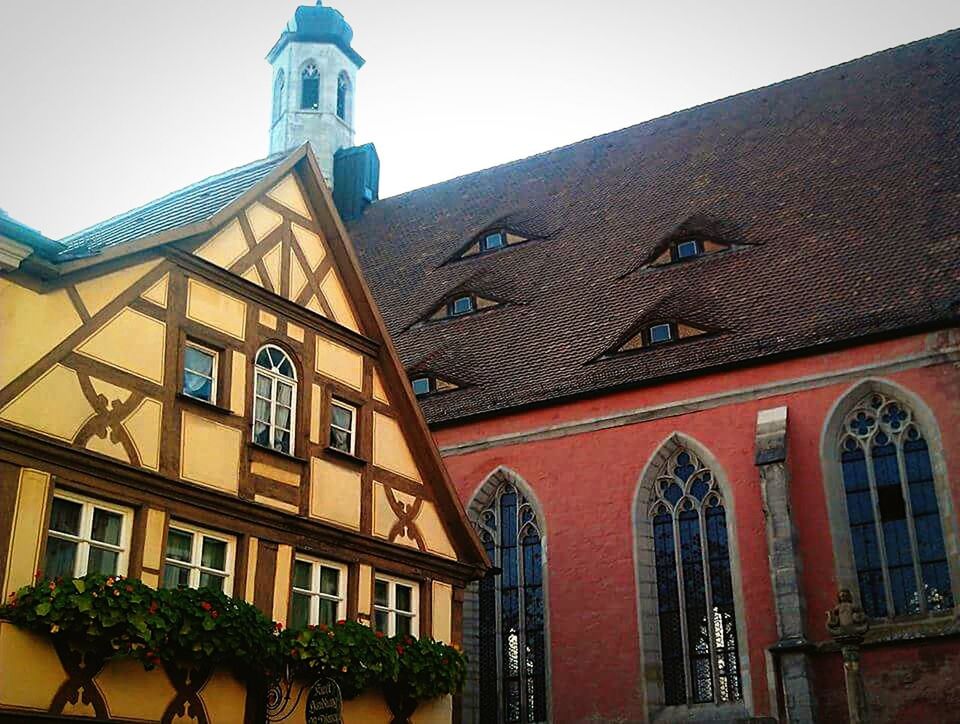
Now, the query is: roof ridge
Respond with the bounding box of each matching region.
[58,150,289,244]
[376,27,960,205]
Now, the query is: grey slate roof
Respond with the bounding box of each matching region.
[58,153,288,258]
[346,30,960,425]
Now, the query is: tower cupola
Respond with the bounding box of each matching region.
[267,1,364,184]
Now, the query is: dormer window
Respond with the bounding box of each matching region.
[481,231,505,252]
[448,295,475,316]
[410,374,461,396]
[648,323,674,344]
[448,227,535,262]
[673,239,703,261]
[611,320,711,354]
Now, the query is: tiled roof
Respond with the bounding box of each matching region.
[58,153,289,257]
[347,30,960,425]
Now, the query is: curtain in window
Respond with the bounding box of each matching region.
[839,392,953,618]
[650,449,742,707]
[476,483,548,723]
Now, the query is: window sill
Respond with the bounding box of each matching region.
[247,442,309,465]
[324,446,367,467]
[176,393,237,417]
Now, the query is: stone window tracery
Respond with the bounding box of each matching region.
[649,449,742,707]
[476,481,547,723]
[838,391,953,618]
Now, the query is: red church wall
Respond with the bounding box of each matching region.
[433,329,960,722]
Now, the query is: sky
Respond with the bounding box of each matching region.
[1,1,958,239]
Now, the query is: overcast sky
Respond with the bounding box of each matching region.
[1,1,958,239]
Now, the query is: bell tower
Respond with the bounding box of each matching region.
[267,1,364,185]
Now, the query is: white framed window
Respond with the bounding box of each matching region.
[290,556,347,629]
[45,492,133,578]
[648,323,674,344]
[448,295,475,316]
[162,522,235,595]
[254,344,298,455]
[411,377,432,396]
[481,231,505,251]
[182,341,219,404]
[329,399,357,455]
[374,574,419,636]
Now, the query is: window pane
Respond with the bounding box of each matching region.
[396,614,412,637]
[290,592,311,629]
[254,398,271,423]
[274,428,291,453]
[45,537,77,578]
[87,546,119,576]
[374,609,389,633]
[331,405,352,430]
[411,378,431,396]
[275,405,292,431]
[183,371,213,401]
[329,428,351,453]
[254,421,270,447]
[278,359,294,378]
[484,232,504,250]
[91,508,122,546]
[293,560,313,590]
[451,296,473,315]
[319,598,338,627]
[163,563,190,589]
[50,498,82,536]
[199,571,225,592]
[166,529,193,563]
[255,348,272,368]
[374,580,388,606]
[676,240,701,259]
[255,373,272,398]
[184,346,214,376]
[395,584,413,613]
[201,537,227,571]
[277,382,293,407]
[649,324,673,344]
[319,566,340,596]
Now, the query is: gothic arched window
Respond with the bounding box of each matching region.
[336,71,351,121]
[649,448,742,706]
[272,70,285,124]
[838,391,953,618]
[301,63,320,110]
[253,344,297,455]
[475,480,548,723]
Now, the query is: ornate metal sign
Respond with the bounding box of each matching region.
[305,678,342,724]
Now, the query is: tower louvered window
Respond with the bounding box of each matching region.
[336,71,350,120]
[272,70,285,124]
[650,449,742,706]
[839,392,953,618]
[301,63,320,110]
[476,483,547,723]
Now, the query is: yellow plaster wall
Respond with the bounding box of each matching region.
[309,457,361,530]
[250,461,301,486]
[289,253,309,301]
[319,268,361,333]
[96,657,176,721]
[0,278,82,390]
[0,364,93,442]
[431,581,453,643]
[309,383,322,444]
[372,481,402,541]
[262,243,282,291]
[258,309,278,329]
[315,335,363,390]
[74,259,162,317]
[179,412,241,494]
[272,544,293,626]
[230,351,247,416]
[199,668,248,723]
[185,278,246,341]
[292,223,326,271]
[85,432,129,464]
[372,368,389,404]
[76,307,166,384]
[254,494,299,513]
[242,265,263,287]
[122,397,163,471]
[416,501,458,560]
[244,537,259,604]
[305,295,326,316]
[358,563,373,619]
[372,412,423,482]
[142,508,167,582]
[195,218,248,270]
[287,322,305,343]
[0,623,66,711]
[141,273,169,308]
[267,175,311,219]
[246,202,284,242]
[4,468,51,597]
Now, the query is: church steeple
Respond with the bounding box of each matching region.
[266,1,364,185]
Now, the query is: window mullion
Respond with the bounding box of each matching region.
[79,503,93,576]
[863,445,896,617]
[894,436,927,615]
[671,510,693,705]
[269,375,279,449]
[516,517,529,721]
[493,509,504,724]
[697,505,721,703]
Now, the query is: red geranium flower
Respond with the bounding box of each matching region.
[396,645,405,655]
[375,630,384,638]
[200,601,212,611]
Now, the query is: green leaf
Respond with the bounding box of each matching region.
[34,602,51,616]
[72,579,85,593]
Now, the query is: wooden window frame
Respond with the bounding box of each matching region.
[373,574,420,637]
[253,344,299,456]
[182,340,220,405]
[162,521,236,595]
[647,322,675,345]
[45,491,133,578]
[411,377,432,396]
[671,239,704,262]
[328,398,357,456]
[480,231,506,252]
[290,555,348,628]
[447,295,475,317]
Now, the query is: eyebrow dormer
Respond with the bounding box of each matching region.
[453,228,532,262]
[410,373,462,397]
[647,237,732,267]
[423,291,503,323]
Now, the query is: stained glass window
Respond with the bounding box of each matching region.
[839,392,953,618]
[649,449,742,707]
[476,483,547,723]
